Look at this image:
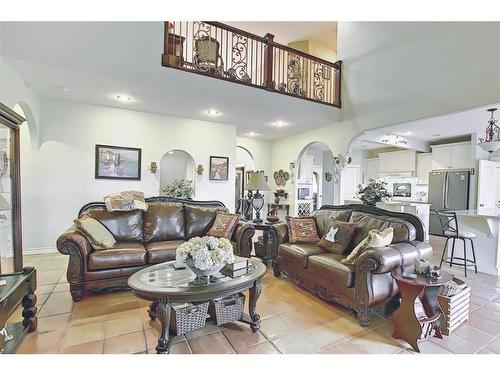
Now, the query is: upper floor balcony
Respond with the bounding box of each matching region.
[162,21,341,108]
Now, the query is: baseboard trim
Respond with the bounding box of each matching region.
[23,247,58,255]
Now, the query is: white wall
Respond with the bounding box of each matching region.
[22,98,237,251]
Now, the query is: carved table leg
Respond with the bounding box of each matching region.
[262,229,270,265]
[420,285,444,339]
[248,280,262,333]
[21,293,38,332]
[148,302,158,320]
[391,280,425,352]
[155,301,172,354]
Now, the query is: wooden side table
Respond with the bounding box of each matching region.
[391,269,452,352]
[252,222,281,265]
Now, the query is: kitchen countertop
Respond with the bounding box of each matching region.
[381,200,432,205]
[455,208,500,219]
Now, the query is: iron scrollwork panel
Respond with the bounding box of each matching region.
[287,53,305,97]
[226,33,251,83]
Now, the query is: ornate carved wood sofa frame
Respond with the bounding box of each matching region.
[56,197,255,301]
[272,204,432,325]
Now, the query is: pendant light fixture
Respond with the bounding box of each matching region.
[478,108,500,153]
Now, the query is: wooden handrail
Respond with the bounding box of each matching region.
[272,41,341,68]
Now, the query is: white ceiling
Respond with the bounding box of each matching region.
[352,103,500,151]
[0,22,340,140]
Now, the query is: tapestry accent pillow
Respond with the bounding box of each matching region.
[286,217,320,244]
[317,220,360,255]
[104,191,148,212]
[341,227,394,264]
[74,216,116,250]
[207,212,240,239]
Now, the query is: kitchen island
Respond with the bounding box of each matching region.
[453,209,500,276]
[376,201,431,241]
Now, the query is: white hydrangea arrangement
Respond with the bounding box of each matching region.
[176,236,235,271]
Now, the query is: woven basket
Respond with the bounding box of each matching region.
[170,302,209,335]
[208,293,245,326]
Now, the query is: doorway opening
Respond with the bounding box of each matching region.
[235,146,256,218]
[295,142,334,216]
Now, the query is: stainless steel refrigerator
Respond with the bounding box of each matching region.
[428,170,471,235]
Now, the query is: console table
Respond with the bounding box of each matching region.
[391,269,452,352]
[0,267,37,354]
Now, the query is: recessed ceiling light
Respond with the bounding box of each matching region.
[245,131,260,137]
[206,109,221,117]
[405,131,412,135]
[114,94,132,103]
[167,151,175,155]
[56,85,69,92]
[271,120,288,128]
[432,133,441,137]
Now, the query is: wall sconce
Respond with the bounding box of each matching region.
[149,162,157,174]
[197,164,204,175]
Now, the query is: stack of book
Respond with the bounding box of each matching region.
[221,256,250,278]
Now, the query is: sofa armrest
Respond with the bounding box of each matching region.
[232,222,256,257]
[56,226,92,301]
[56,226,93,258]
[356,241,433,274]
[354,241,433,312]
[274,222,289,245]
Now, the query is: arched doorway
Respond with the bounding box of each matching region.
[295,142,335,216]
[159,150,196,198]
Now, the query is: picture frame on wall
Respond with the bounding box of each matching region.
[209,156,229,181]
[95,144,142,180]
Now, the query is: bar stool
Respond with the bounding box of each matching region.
[433,210,477,277]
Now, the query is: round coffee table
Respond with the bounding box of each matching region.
[391,269,452,352]
[128,259,266,354]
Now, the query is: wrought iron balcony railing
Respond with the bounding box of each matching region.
[162,21,341,107]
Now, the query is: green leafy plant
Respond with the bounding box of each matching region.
[357,179,391,206]
[161,180,194,199]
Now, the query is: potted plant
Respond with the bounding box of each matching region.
[161,179,194,200]
[176,236,235,285]
[357,179,391,206]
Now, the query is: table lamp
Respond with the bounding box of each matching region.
[245,171,270,223]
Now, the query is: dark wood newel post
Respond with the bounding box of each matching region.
[264,33,275,89]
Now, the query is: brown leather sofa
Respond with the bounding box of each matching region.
[56,197,255,301]
[272,204,432,326]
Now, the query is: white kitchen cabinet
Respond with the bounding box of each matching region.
[340,165,361,203]
[416,153,432,185]
[365,158,379,183]
[431,142,472,170]
[378,150,416,174]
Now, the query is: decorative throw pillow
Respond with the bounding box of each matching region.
[74,216,116,250]
[341,227,394,264]
[286,217,320,244]
[207,212,240,239]
[317,220,360,255]
[104,191,148,212]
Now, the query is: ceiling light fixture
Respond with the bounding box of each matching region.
[114,94,132,103]
[271,120,288,128]
[206,109,221,117]
[406,131,412,135]
[56,86,69,93]
[432,133,441,137]
[246,131,260,137]
[478,108,500,154]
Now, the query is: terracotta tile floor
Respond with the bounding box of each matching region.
[10,235,500,354]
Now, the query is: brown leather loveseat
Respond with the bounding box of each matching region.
[272,204,432,325]
[56,197,255,301]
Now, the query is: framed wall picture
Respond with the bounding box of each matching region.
[209,156,229,181]
[95,144,142,180]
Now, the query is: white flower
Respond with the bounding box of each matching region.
[175,235,235,270]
